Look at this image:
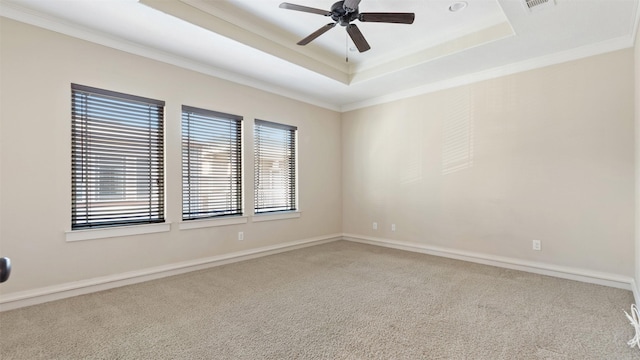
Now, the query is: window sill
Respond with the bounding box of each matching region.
[179,216,248,230]
[252,211,301,222]
[66,222,171,242]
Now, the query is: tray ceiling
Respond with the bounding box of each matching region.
[0,0,638,110]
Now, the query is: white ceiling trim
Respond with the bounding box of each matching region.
[142,0,349,84]
[0,1,341,111]
[632,0,640,45]
[144,0,514,87]
[2,1,639,114]
[350,21,515,85]
[341,34,635,112]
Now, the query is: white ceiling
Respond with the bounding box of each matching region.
[1,0,638,111]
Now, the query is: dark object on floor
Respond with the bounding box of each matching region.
[0,257,11,283]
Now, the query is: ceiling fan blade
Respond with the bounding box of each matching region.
[297,23,337,45]
[343,0,361,12]
[359,12,415,24]
[279,3,331,16]
[346,24,370,52]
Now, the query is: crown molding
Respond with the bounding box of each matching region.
[0,2,341,112]
[349,21,515,85]
[143,0,349,84]
[631,0,640,46]
[341,35,634,112]
[1,1,637,114]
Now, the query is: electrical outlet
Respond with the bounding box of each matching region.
[532,239,541,251]
[372,222,378,230]
[238,232,244,241]
[391,224,396,232]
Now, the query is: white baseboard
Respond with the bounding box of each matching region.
[2,233,634,312]
[632,279,640,306]
[343,234,634,291]
[0,234,342,311]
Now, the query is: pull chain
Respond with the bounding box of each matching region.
[345,32,349,63]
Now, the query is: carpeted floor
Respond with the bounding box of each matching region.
[0,241,637,359]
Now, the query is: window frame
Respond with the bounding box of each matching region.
[181,105,244,222]
[253,119,298,215]
[70,83,165,231]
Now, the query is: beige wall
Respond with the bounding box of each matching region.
[342,49,635,276]
[0,19,342,295]
[0,16,637,300]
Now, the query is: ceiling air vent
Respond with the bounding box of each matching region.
[524,0,556,12]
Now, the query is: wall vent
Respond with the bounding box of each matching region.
[524,0,556,12]
[526,0,548,9]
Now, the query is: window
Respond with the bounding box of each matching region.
[182,106,243,220]
[71,84,165,230]
[254,119,297,214]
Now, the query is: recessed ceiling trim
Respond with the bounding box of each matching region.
[140,0,350,84]
[143,0,515,89]
[2,0,637,113]
[0,1,341,111]
[349,21,515,85]
[179,0,347,68]
[342,35,633,112]
[631,0,640,45]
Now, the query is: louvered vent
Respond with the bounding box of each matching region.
[524,0,555,12]
[526,0,548,9]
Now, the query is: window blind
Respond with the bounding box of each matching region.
[182,106,243,220]
[254,119,297,213]
[71,84,165,229]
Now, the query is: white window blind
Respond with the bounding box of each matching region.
[182,106,243,220]
[71,84,165,229]
[254,119,297,213]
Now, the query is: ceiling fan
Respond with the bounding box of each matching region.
[279,0,415,53]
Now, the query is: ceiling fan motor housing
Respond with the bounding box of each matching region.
[279,1,414,53]
[331,1,359,26]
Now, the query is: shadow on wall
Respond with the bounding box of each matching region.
[399,132,424,185]
[442,88,475,175]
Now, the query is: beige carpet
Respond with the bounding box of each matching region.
[0,241,637,359]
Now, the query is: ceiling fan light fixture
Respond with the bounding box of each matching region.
[449,1,468,12]
[279,1,415,53]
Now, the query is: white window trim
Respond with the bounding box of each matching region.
[181,106,244,222]
[252,211,301,222]
[66,223,171,242]
[71,84,166,231]
[179,216,248,230]
[253,119,298,214]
